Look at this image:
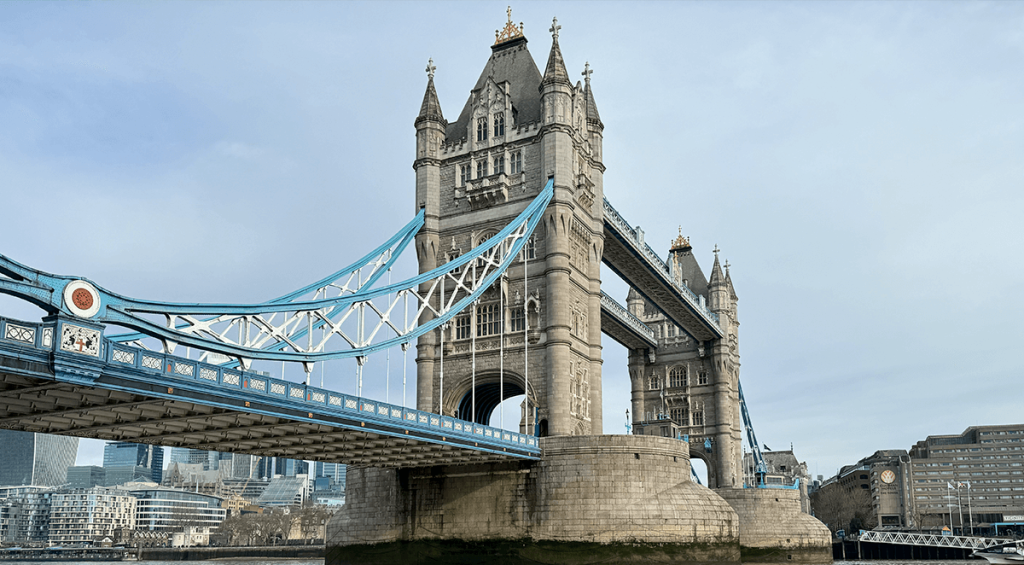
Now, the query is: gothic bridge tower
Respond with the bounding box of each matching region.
[413,12,606,436]
[627,236,744,488]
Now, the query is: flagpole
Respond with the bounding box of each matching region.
[947,482,954,532]
[957,482,964,535]
[967,481,974,536]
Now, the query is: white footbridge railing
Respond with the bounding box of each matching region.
[858,530,1016,550]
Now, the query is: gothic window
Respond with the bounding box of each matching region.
[493,112,505,137]
[510,307,526,332]
[495,154,505,175]
[520,236,536,261]
[459,164,470,186]
[476,160,488,178]
[510,151,523,174]
[647,376,661,391]
[670,407,688,424]
[669,366,687,388]
[692,410,705,426]
[476,117,487,142]
[476,303,501,337]
[447,250,462,275]
[454,315,470,340]
[697,370,708,385]
[475,230,498,269]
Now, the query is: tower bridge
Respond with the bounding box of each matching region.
[0,10,832,564]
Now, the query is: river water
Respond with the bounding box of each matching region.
[0,556,978,560]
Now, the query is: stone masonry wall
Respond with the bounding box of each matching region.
[328,435,740,554]
[716,487,832,563]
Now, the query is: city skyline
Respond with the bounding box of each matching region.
[1,2,1021,477]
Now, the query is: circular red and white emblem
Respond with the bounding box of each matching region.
[64,280,101,318]
[880,470,896,484]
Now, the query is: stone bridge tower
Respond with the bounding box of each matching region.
[627,237,744,488]
[413,13,606,436]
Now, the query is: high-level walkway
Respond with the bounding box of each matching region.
[602,197,723,342]
[0,315,538,467]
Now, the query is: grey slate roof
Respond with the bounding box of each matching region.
[445,37,543,142]
[670,248,710,299]
[416,77,445,126]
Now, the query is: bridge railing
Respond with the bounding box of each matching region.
[599,291,656,344]
[0,315,539,456]
[602,197,720,327]
[857,530,1011,550]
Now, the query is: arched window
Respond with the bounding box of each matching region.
[520,236,536,261]
[697,370,709,385]
[669,366,687,388]
[647,376,661,391]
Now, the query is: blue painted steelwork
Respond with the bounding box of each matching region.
[738,379,769,488]
[0,314,540,459]
[0,180,553,367]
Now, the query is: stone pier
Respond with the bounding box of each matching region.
[717,487,832,563]
[326,435,741,564]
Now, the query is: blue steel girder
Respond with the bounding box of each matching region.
[601,197,723,342]
[0,180,553,369]
[0,314,539,467]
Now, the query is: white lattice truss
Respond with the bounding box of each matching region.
[858,530,1015,550]
[113,206,539,371]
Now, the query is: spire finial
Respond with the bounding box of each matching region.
[550,16,561,40]
[724,260,731,272]
[495,6,525,45]
[582,61,593,85]
[713,244,720,258]
[426,58,436,80]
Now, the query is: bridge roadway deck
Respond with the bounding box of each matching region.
[602,197,724,342]
[0,316,538,468]
[599,292,658,351]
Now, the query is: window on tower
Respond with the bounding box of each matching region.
[494,112,505,137]
[520,236,536,261]
[495,154,505,175]
[697,371,708,385]
[669,367,687,388]
[670,407,688,424]
[476,160,487,178]
[476,303,501,337]
[510,151,523,174]
[510,307,526,332]
[459,164,469,186]
[692,411,705,426]
[648,376,661,391]
[476,117,488,142]
[454,315,470,340]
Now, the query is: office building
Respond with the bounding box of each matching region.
[0,431,78,488]
[103,442,164,484]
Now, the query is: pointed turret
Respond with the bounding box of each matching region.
[416,59,445,127]
[541,17,571,87]
[725,262,738,301]
[708,245,729,313]
[582,62,603,131]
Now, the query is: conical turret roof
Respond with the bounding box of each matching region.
[541,18,570,87]
[416,61,445,126]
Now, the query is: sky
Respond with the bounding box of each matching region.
[1,1,1022,480]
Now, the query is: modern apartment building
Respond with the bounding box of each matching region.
[47,487,136,545]
[0,487,53,543]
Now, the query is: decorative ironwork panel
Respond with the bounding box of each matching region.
[4,323,35,344]
[199,367,218,381]
[173,362,194,377]
[223,372,240,386]
[112,349,136,365]
[142,355,161,370]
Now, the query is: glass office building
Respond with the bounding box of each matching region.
[0,431,78,487]
[103,442,164,484]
